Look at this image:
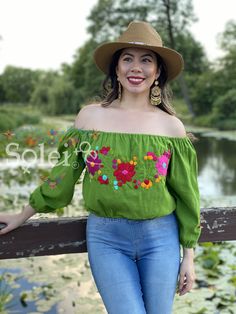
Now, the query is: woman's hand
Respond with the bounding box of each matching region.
[178,248,196,296]
[0,213,25,235]
[0,204,36,235]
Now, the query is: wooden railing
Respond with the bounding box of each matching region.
[0,207,236,260]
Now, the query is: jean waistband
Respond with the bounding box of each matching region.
[88,212,176,224]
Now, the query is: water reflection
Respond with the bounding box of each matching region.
[194,135,236,197]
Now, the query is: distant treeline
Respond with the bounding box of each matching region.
[0,0,235,130]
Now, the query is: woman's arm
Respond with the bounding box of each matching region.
[178,248,196,296]
[0,204,36,235]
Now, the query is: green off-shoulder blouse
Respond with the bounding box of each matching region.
[29,127,201,248]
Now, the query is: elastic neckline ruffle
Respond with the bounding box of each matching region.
[70,127,190,141]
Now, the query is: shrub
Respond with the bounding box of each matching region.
[0,106,40,131]
[212,89,236,119]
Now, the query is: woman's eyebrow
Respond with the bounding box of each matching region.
[122,52,154,59]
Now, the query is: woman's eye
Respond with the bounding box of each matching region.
[123,57,132,62]
[143,58,152,62]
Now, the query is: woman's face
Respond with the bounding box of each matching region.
[116,47,159,96]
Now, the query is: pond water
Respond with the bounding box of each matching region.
[194,134,236,206]
[0,268,58,313]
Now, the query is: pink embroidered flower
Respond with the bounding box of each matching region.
[86,151,102,175]
[155,151,171,176]
[164,150,171,159]
[113,162,136,184]
[100,146,110,155]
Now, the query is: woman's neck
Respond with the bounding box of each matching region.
[118,91,155,112]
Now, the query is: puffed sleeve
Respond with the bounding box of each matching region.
[29,128,86,213]
[166,137,201,248]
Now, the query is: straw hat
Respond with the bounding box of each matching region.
[93,20,184,82]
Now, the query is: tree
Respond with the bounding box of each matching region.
[65,38,104,105]
[190,20,236,129]
[0,75,6,103]
[30,70,77,115]
[1,66,39,103]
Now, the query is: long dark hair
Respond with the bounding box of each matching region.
[101,48,176,115]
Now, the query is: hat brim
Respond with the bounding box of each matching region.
[93,42,184,82]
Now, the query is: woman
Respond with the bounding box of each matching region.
[0,21,201,314]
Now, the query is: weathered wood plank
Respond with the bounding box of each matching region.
[0,207,236,260]
[199,207,236,242]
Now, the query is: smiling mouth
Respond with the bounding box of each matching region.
[127,77,145,85]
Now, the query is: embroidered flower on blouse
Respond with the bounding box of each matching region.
[141,179,153,189]
[40,173,65,189]
[113,162,136,185]
[61,136,79,148]
[133,179,141,189]
[86,151,102,175]
[100,146,110,155]
[155,150,171,176]
[98,175,109,184]
[144,152,158,161]
[90,130,100,140]
[84,140,171,190]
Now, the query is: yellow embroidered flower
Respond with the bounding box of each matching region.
[130,160,134,165]
[133,156,137,160]
[155,177,161,183]
[141,179,153,189]
[144,156,148,160]
[117,159,121,164]
[147,155,153,160]
[98,170,102,174]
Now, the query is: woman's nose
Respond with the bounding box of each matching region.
[131,62,142,72]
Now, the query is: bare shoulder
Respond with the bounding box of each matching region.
[160,112,186,137]
[74,103,101,129]
[169,116,186,137]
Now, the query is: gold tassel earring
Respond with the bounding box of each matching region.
[117,78,122,101]
[150,80,161,106]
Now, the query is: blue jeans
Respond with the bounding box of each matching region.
[86,212,180,314]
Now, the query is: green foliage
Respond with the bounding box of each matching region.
[0,105,40,132]
[217,19,236,51]
[174,32,208,75]
[30,70,58,110]
[87,0,196,42]
[0,66,39,103]
[213,119,236,131]
[192,114,215,127]
[212,89,236,130]
[188,70,219,115]
[48,77,77,115]
[213,89,236,120]
[191,20,236,129]
[65,39,104,105]
[30,71,79,115]
[0,75,6,103]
